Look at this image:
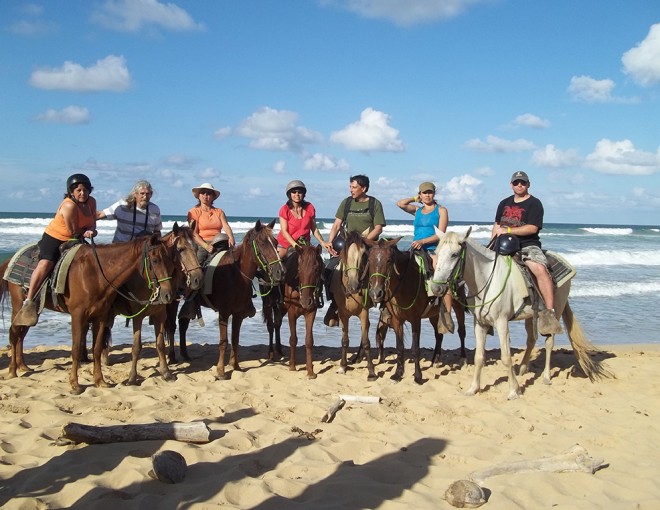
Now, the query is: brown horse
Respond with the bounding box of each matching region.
[107,223,203,385]
[366,237,458,384]
[171,220,284,379]
[261,244,324,378]
[0,234,176,394]
[327,231,385,381]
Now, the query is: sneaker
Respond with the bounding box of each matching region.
[323,302,339,327]
[13,299,39,327]
[538,309,563,336]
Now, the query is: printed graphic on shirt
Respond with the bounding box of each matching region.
[500,205,525,227]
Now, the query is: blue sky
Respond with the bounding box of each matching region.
[1,1,659,225]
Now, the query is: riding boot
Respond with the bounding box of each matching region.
[538,309,563,336]
[437,310,455,335]
[13,299,39,327]
[323,300,339,327]
[179,293,199,320]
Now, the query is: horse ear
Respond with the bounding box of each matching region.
[255,219,263,230]
[189,220,196,232]
[462,226,472,242]
[267,218,276,230]
[364,238,377,248]
[172,221,180,234]
[316,244,323,255]
[149,232,161,244]
[385,237,402,248]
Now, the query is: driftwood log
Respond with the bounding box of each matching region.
[469,444,607,483]
[321,395,380,423]
[60,421,211,444]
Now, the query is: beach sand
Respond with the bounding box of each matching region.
[0,340,658,509]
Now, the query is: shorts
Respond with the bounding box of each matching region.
[520,245,548,267]
[37,232,65,262]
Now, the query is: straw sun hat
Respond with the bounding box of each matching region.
[192,183,220,200]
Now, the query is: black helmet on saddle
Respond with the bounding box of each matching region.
[66,173,93,193]
[332,234,346,253]
[496,234,520,256]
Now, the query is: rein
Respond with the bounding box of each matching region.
[368,249,421,310]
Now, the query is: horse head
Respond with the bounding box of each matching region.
[430,227,471,297]
[340,231,369,295]
[167,222,203,290]
[295,244,324,310]
[365,237,402,304]
[142,233,176,305]
[246,219,284,284]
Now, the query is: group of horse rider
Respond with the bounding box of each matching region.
[11,170,562,336]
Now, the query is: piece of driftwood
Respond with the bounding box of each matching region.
[321,398,345,423]
[60,421,211,444]
[321,395,380,423]
[469,444,607,483]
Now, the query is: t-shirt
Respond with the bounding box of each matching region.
[188,206,225,241]
[277,202,316,248]
[495,195,543,248]
[413,204,440,251]
[335,196,386,237]
[103,199,162,243]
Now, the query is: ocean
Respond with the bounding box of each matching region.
[1,212,659,353]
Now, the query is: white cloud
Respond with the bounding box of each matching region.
[35,106,91,124]
[248,187,267,197]
[622,23,660,87]
[322,0,489,27]
[303,153,351,171]
[441,174,483,203]
[475,166,495,176]
[91,0,204,32]
[232,107,323,152]
[464,135,535,153]
[213,127,231,140]
[9,19,57,36]
[512,113,550,129]
[273,160,287,174]
[585,139,660,175]
[567,75,637,103]
[532,144,581,168]
[29,55,132,92]
[330,108,404,152]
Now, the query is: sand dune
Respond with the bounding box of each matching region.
[0,341,658,509]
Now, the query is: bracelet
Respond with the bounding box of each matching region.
[507,227,511,234]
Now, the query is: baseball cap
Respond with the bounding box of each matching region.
[418,181,436,193]
[510,171,529,183]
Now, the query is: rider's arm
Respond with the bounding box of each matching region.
[396,196,418,215]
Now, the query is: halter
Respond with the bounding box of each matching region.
[434,241,513,309]
[169,232,203,287]
[368,249,422,310]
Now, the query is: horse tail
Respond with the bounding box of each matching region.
[562,301,615,382]
[0,258,10,308]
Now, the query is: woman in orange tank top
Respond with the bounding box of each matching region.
[13,174,98,327]
[187,182,235,265]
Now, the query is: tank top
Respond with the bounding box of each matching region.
[45,197,96,242]
[188,206,224,241]
[413,204,440,251]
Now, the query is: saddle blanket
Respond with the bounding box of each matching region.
[203,250,229,295]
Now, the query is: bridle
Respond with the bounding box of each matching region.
[368,248,423,310]
[167,232,203,287]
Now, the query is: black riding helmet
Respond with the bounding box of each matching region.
[332,235,346,253]
[496,234,520,256]
[66,173,93,194]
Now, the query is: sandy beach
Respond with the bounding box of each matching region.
[0,340,659,509]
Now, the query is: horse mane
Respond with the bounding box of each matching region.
[340,231,365,266]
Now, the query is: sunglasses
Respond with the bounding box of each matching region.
[199,190,215,195]
[512,180,528,186]
[290,189,305,195]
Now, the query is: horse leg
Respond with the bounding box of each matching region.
[454,300,467,359]
[92,318,112,389]
[411,320,423,385]
[375,316,388,364]
[215,316,229,379]
[429,315,444,366]
[496,317,520,400]
[126,317,143,386]
[153,311,175,382]
[274,302,284,359]
[165,300,179,364]
[466,322,488,396]
[287,309,299,372]
[360,309,377,381]
[179,317,191,361]
[7,289,30,376]
[391,317,405,382]
[518,318,536,377]
[229,315,243,372]
[339,312,350,374]
[303,311,316,379]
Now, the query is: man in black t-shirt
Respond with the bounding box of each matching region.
[491,171,562,335]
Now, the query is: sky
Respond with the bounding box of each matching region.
[1,0,659,225]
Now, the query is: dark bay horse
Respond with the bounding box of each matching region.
[107,223,203,385]
[0,234,176,394]
[261,244,324,378]
[366,237,458,384]
[170,220,284,379]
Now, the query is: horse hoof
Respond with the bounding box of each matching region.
[367,374,378,382]
[414,376,423,385]
[70,387,84,396]
[543,376,552,386]
[390,374,402,382]
[337,366,347,375]
[163,373,176,382]
[123,380,139,386]
[307,373,317,380]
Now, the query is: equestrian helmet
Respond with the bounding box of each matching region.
[332,234,346,253]
[66,173,93,193]
[286,179,307,195]
[496,234,520,255]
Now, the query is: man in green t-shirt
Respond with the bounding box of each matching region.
[324,174,386,326]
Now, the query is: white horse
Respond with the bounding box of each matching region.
[430,227,613,399]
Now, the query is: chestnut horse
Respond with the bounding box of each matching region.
[261,244,324,378]
[107,223,203,385]
[171,220,284,379]
[0,234,176,394]
[366,237,459,384]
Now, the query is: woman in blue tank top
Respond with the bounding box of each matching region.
[396,181,453,333]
